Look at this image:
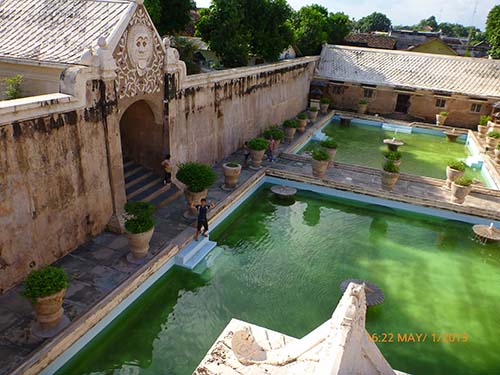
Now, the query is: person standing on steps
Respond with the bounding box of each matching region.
[161,154,172,186]
[191,198,216,241]
[266,136,276,162]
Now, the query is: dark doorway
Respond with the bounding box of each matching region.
[395,94,410,113]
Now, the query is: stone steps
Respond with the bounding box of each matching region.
[175,237,218,270]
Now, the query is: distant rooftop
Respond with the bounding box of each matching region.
[343,33,396,50]
[316,45,500,99]
[0,0,134,66]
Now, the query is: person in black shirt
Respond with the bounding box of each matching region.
[191,198,215,240]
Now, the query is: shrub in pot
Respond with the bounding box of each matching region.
[445,160,466,189]
[436,111,448,125]
[308,107,318,121]
[222,161,242,189]
[486,131,500,150]
[263,125,284,147]
[248,137,269,168]
[283,119,298,142]
[297,112,308,131]
[451,176,473,204]
[320,138,338,167]
[311,148,330,178]
[22,266,68,335]
[177,162,217,214]
[381,160,400,191]
[358,99,368,114]
[478,115,491,138]
[125,201,155,262]
[383,151,402,167]
[320,97,330,114]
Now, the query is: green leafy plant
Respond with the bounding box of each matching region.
[263,126,284,141]
[439,111,449,116]
[454,176,473,186]
[284,119,298,128]
[312,148,330,161]
[22,266,68,303]
[497,143,500,150]
[383,160,400,173]
[320,97,330,104]
[176,162,217,193]
[248,137,269,151]
[383,151,402,160]
[297,113,308,120]
[479,115,492,125]
[125,201,155,218]
[320,138,338,149]
[309,107,318,112]
[359,99,368,105]
[124,201,155,234]
[226,162,240,168]
[487,131,500,139]
[447,160,466,171]
[3,75,23,100]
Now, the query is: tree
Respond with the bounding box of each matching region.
[293,5,329,55]
[156,0,196,36]
[173,37,202,75]
[3,75,23,100]
[144,0,161,25]
[418,15,438,31]
[356,12,391,33]
[327,12,352,44]
[486,5,500,58]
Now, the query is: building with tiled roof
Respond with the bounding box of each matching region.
[343,33,397,50]
[313,45,500,127]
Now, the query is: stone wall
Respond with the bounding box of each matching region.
[169,57,318,165]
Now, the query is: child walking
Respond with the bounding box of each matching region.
[161,154,172,185]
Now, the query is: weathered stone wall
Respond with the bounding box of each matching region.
[169,58,318,165]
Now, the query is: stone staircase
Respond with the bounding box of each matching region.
[175,236,218,271]
[124,160,182,208]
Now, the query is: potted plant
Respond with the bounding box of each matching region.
[177,162,217,214]
[451,176,473,204]
[320,138,338,167]
[383,151,402,167]
[436,111,448,125]
[22,266,68,335]
[320,97,330,114]
[311,148,330,178]
[295,113,307,132]
[445,160,466,189]
[283,119,298,143]
[222,162,242,189]
[263,125,284,147]
[478,115,491,138]
[248,137,269,169]
[358,99,368,114]
[124,201,155,262]
[486,131,500,150]
[381,160,400,191]
[308,107,318,121]
[495,144,500,165]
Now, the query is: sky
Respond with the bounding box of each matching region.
[195,0,497,30]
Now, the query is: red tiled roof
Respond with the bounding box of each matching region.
[343,33,397,50]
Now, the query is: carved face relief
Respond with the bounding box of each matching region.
[127,24,153,75]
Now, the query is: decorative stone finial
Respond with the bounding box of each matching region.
[163,37,171,49]
[97,36,107,49]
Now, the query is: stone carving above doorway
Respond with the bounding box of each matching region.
[114,7,164,99]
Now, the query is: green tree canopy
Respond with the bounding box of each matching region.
[356,12,391,32]
[144,0,161,25]
[486,5,500,58]
[418,15,438,31]
[147,0,195,36]
[327,12,352,44]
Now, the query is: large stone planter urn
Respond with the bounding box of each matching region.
[33,289,66,331]
[326,148,337,167]
[184,189,208,215]
[320,103,329,114]
[478,124,488,138]
[358,103,368,114]
[284,127,296,143]
[486,136,500,150]
[312,159,329,178]
[495,149,500,165]
[451,182,471,204]
[222,163,242,189]
[126,227,154,261]
[250,149,266,168]
[297,118,308,133]
[308,109,318,121]
[381,171,399,191]
[436,114,448,126]
[446,166,464,189]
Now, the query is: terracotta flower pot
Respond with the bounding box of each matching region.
[478,125,488,138]
[308,111,318,121]
[320,103,329,114]
[436,114,447,126]
[284,127,296,143]
[445,166,464,189]
[451,182,471,204]
[184,188,208,215]
[358,104,368,114]
[222,163,242,189]
[33,289,66,330]
[326,148,337,167]
[384,157,401,167]
[486,136,500,150]
[312,159,329,178]
[126,227,154,260]
[250,149,266,168]
[381,171,399,191]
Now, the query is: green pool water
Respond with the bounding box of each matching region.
[300,119,486,183]
[57,187,500,375]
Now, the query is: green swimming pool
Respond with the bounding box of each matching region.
[300,119,486,183]
[57,186,500,375]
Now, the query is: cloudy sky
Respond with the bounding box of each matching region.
[195,0,496,29]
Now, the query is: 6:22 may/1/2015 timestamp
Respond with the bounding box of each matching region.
[367,332,469,343]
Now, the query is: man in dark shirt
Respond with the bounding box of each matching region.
[192,198,215,240]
